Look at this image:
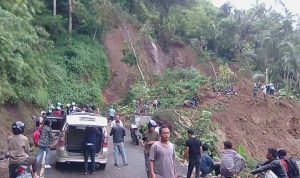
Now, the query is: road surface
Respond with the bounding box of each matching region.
[45,128,187,178]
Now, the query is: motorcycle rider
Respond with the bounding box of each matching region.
[142,120,160,178]
[7,121,38,178]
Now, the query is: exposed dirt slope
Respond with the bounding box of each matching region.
[103,25,137,104]
[0,103,38,178]
[199,79,300,158]
[103,23,300,159]
[103,24,214,104]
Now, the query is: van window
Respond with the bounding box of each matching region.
[66,126,103,153]
[48,117,65,130]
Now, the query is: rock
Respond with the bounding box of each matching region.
[262,131,267,134]
[205,91,218,99]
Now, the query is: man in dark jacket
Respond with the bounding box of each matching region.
[110,120,128,166]
[182,129,202,178]
[251,148,287,178]
[82,127,102,175]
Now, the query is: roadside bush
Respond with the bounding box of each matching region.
[125,69,207,113]
[42,35,109,106]
[0,7,50,105]
[193,110,218,155]
[153,109,218,157]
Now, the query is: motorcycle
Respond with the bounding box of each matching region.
[0,152,33,178]
[130,123,140,145]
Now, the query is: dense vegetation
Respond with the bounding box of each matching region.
[113,0,300,94]
[2,0,299,105]
[0,0,109,106]
[121,69,218,154]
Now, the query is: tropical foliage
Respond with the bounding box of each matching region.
[114,0,300,94]
[0,0,109,106]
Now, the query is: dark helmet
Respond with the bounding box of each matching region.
[148,120,157,129]
[12,121,25,135]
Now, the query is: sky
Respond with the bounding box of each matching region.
[210,0,300,16]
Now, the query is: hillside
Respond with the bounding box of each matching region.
[1,0,300,165]
[102,23,300,159]
[103,23,218,104]
[200,79,300,158]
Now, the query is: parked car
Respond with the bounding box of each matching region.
[55,113,108,170]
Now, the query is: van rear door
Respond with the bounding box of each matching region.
[64,113,107,155]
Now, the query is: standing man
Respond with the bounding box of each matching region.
[149,125,176,178]
[81,127,102,175]
[107,105,116,123]
[110,120,128,166]
[143,120,160,178]
[111,115,123,128]
[182,129,202,178]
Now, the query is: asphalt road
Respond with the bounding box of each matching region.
[45,128,187,178]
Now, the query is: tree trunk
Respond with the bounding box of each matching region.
[208,59,218,80]
[93,27,98,40]
[53,0,56,16]
[122,22,146,84]
[68,0,72,34]
[265,68,269,83]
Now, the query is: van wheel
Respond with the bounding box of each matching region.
[55,162,64,169]
[98,163,106,170]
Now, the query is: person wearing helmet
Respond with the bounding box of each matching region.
[57,102,62,108]
[142,120,160,178]
[7,121,38,178]
[70,102,77,113]
[52,106,61,117]
[46,109,52,116]
[66,103,71,115]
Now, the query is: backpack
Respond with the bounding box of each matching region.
[286,158,300,178]
[33,128,41,147]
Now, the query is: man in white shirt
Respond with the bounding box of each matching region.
[111,115,123,127]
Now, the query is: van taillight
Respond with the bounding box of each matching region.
[102,137,108,147]
[58,136,64,147]
[18,166,26,173]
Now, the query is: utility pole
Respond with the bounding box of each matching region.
[53,0,56,16]
[68,0,72,33]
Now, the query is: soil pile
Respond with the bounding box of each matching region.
[103,24,207,104]
[200,78,300,158]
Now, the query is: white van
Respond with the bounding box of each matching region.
[55,113,108,169]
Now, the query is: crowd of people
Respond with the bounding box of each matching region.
[253,82,276,99]
[10,102,101,177]
[134,99,161,114]
[142,125,300,178]
[212,85,237,98]
[180,129,299,178]
[5,101,300,178]
[32,102,100,129]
